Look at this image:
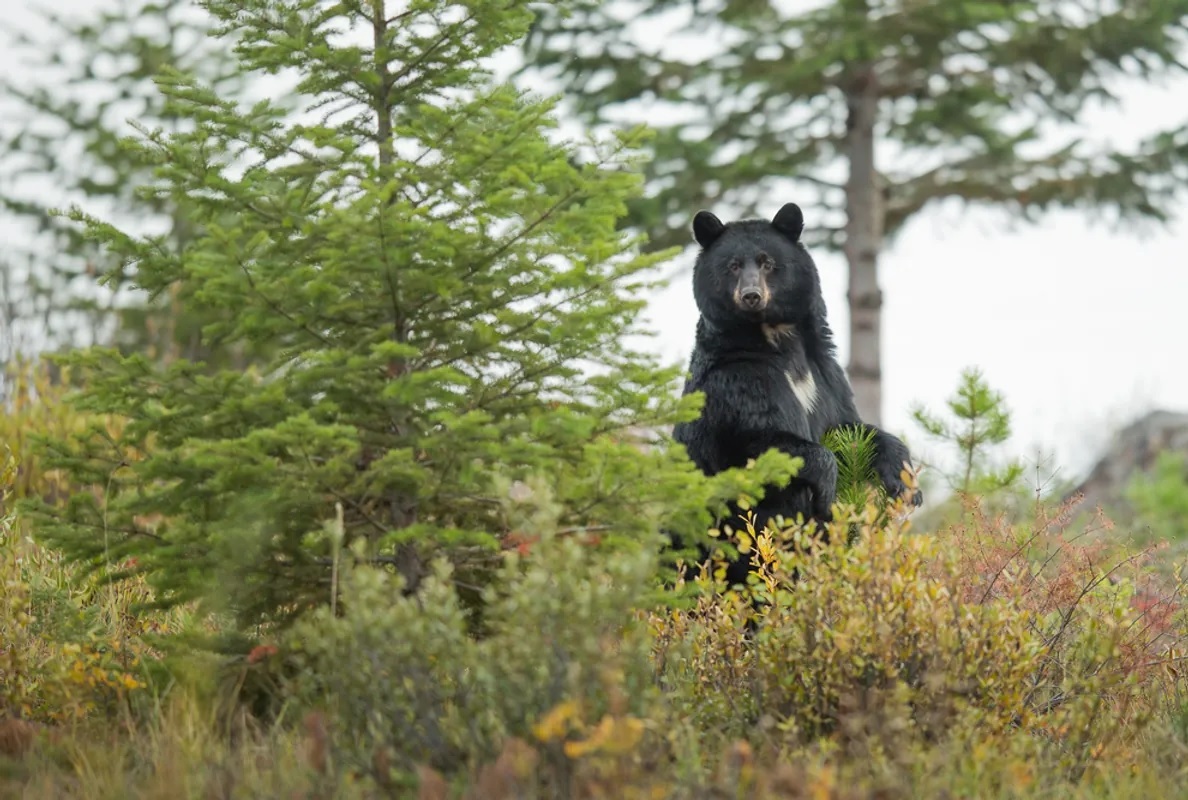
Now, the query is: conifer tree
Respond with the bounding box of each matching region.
[912,366,1024,497]
[524,0,1188,424]
[26,0,782,640]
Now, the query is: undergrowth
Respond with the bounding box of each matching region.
[5,482,1188,797]
[4,362,1188,798]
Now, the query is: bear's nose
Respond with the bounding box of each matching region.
[741,290,763,308]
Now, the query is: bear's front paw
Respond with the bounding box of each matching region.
[778,483,824,526]
[802,445,839,520]
[875,457,922,507]
[766,481,833,530]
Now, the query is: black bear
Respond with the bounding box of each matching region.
[672,202,921,586]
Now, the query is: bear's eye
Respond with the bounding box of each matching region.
[728,260,741,274]
[760,261,775,273]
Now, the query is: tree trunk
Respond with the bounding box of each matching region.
[842,65,883,426]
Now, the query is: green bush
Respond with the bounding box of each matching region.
[282,486,661,790]
[1128,450,1188,547]
[0,359,117,510]
[1,413,170,725]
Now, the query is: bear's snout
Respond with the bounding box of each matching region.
[732,264,770,312]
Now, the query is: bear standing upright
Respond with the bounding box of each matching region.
[672,203,921,585]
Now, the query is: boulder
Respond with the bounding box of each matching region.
[1064,410,1188,515]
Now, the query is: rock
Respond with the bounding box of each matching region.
[1064,410,1188,515]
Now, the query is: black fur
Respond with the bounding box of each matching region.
[673,203,921,587]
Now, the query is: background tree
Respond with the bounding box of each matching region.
[0,0,258,379]
[523,0,1188,424]
[26,0,785,648]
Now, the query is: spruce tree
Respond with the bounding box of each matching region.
[524,1,1188,424]
[912,366,1024,497]
[25,0,780,641]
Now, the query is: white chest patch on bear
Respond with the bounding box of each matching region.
[785,370,819,413]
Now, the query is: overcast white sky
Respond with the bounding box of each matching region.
[3,0,1187,493]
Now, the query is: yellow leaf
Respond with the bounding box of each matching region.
[737,530,753,555]
[563,715,643,759]
[532,700,581,743]
[810,765,836,800]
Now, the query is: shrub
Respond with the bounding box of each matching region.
[0,359,118,509]
[652,491,1187,784]
[282,483,663,792]
[1127,450,1188,550]
[1,443,164,725]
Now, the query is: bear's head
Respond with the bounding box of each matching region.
[689,203,825,329]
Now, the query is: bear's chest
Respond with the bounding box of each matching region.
[782,366,819,416]
[693,354,826,437]
[770,362,828,436]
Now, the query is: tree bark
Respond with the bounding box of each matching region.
[842,65,884,426]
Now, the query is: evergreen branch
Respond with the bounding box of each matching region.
[795,174,845,191]
[404,98,555,214]
[233,255,332,347]
[430,279,606,372]
[887,124,1188,239]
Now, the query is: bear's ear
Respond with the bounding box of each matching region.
[771,203,804,242]
[692,210,726,248]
